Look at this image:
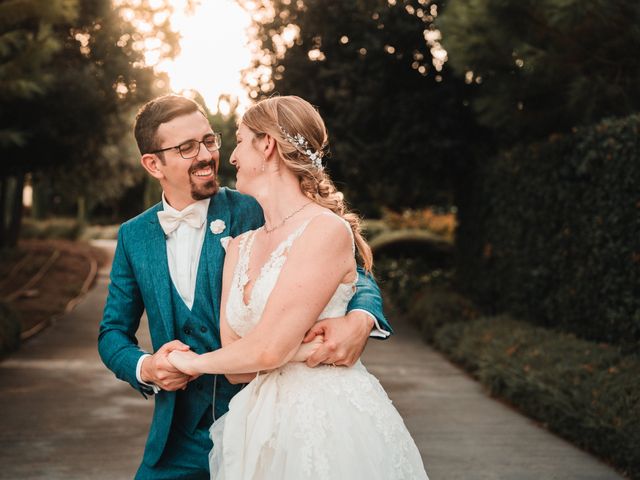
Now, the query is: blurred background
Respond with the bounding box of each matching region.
[0,0,638,477]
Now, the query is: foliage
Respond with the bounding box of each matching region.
[202,93,242,189]
[406,286,479,341]
[432,314,640,479]
[375,253,453,312]
[439,0,640,144]
[0,0,78,148]
[26,0,180,215]
[0,301,20,357]
[239,0,481,213]
[381,206,457,240]
[0,0,181,246]
[456,113,640,350]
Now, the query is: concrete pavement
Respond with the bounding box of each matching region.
[0,241,624,479]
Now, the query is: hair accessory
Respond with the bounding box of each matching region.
[278,125,324,170]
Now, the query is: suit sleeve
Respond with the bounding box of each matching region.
[98,224,151,396]
[347,267,393,338]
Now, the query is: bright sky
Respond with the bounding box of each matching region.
[157,0,254,114]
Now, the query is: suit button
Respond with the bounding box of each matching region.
[200,326,208,333]
[183,326,192,335]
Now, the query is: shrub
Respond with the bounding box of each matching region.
[375,255,453,313]
[406,286,479,342]
[382,207,457,241]
[456,113,640,350]
[434,315,640,478]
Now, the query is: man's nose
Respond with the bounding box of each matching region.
[196,141,213,161]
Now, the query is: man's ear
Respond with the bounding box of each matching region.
[141,153,164,179]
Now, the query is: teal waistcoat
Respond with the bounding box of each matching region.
[170,240,243,433]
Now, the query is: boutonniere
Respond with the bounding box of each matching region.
[209,219,226,234]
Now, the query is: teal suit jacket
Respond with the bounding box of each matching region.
[98,187,391,468]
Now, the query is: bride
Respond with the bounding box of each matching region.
[168,95,428,479]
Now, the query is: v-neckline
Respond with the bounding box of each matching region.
[240,222,308,307]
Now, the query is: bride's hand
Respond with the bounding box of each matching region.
[167,349,201,377]
[291,334,324,362]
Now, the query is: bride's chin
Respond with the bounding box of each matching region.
[236,179,258,197]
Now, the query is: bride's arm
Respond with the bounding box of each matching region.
[217,236,324,384]
[169,215,353,376]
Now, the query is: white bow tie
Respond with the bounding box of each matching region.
[157,206,206,235]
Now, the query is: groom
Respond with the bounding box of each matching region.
[98,94,392,479]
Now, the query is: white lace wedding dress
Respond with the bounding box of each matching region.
[209,214,429,480]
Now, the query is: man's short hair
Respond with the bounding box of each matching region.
[134,94,207,155]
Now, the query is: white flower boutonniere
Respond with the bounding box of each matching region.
[210,219,226,234]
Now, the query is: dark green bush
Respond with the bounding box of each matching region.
[457,113,640,350]
[0,302,20,356]
[406,287,479,342]
[434,315,640,479]
[375,254,453,312]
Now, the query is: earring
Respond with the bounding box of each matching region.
[261,159,266,172]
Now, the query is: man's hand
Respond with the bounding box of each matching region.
[140,340,194,391]
[302,311,374,367]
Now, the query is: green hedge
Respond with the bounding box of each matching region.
[406,287,479,342]
[0,302,20,357]
[456,113,640,350]
[433,315,640,479]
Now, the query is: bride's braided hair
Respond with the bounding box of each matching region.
[242,96,373,272]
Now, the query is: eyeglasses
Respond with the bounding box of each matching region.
[151,133,222,159]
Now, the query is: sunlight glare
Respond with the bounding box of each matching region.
[158,0,253,114]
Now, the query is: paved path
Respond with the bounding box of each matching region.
[0,241,624,479]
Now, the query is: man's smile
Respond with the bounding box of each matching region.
[190,161,215,179]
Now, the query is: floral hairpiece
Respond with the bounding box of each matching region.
[278,125,324,170]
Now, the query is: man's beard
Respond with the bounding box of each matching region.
[189,159,220,200]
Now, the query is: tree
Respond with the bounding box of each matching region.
[438,0,640,144]
[1,0,181,246]
[239,0,480,214]
[0,0,78,247]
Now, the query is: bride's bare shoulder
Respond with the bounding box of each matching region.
[294,212,353,257]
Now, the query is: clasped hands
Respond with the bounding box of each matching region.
[142,311,374,392]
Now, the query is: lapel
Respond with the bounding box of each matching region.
[147,204,174,340]
[204,190,231,328]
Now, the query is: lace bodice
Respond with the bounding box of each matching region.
[212,214,429,480]
[225,213,357,338]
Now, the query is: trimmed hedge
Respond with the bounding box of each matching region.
[406,287,479,342]
[0,302,20,357]
[433,315,640,479]
[457,114,640,350]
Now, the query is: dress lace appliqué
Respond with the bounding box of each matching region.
[210,212,428,480]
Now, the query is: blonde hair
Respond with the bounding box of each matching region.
[242,95,374,272]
